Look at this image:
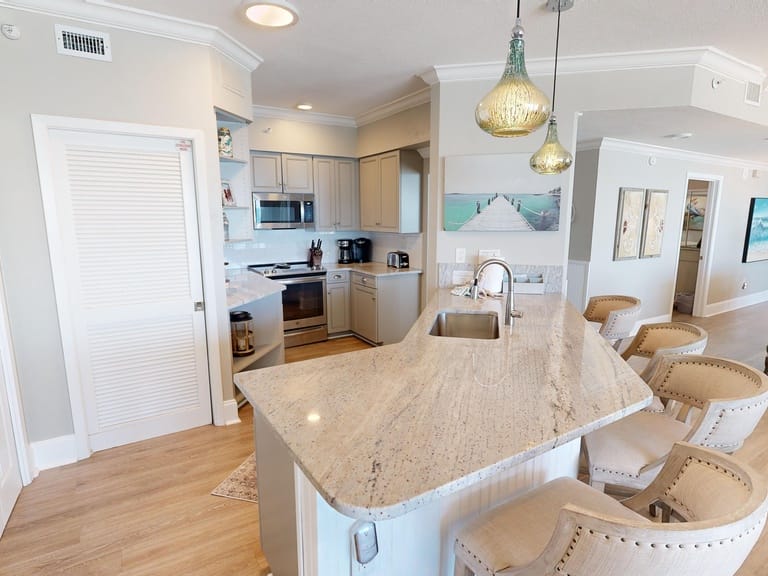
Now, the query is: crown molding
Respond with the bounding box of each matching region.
[425,47,765,86]
[598,137,768,170]
[0,0,263,70]
[251,105,357,128]
[355,87,431,126]
[251,87,432,128]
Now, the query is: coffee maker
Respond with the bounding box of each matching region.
[352,237,372,263]
[337,239,353,264]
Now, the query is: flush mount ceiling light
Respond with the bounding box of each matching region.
[243,0,299,27]
[475,0,550,137]
[296,103,313,111]
[530,0,574,174]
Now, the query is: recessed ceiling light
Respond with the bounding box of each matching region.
[296,103,313,111]
[243,0,299,27]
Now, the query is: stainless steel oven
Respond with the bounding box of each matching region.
[249,263,327,347]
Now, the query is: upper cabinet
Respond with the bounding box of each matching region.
[216,108,252,242]
[359,149,421,233]
[314,157,359,232]
[251,151,314,194]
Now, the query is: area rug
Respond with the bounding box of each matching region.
[211,453,258,503]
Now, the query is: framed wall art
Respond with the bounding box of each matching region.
[613,187,645,260]
[742,197,768,263]
[640,189,668,258]
[443,154,566,232]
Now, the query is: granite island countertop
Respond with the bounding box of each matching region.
[225,269,284,309]
[236,290,651,521]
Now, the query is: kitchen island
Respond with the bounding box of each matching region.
[236,289,651,576]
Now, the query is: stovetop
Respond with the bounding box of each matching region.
[248,261,327,279]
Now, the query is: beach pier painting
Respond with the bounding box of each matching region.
[444,154,565,232]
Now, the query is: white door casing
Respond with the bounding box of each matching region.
[685,173,722,317]
[32,117,213,456]
[0,262,24,537]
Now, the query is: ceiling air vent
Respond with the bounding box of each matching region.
[55,24,112,62]
[745,81,761,106]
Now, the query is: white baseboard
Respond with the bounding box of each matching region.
[31,434,79,472]
[221,399,241,426]
[701,289,768,317]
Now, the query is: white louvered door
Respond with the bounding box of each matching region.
[44,129,211,451]
[0,269,22,537]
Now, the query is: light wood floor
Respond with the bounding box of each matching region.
[2,308,768,575]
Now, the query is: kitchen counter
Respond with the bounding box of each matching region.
[325,261,422,276]
[237,290,650,519]
[225,269,284,309]
[236,289,651,574]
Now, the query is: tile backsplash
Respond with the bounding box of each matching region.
[438,262,563,293]
[224,229,423,269]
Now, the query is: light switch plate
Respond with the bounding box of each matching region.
[455,248,466,263]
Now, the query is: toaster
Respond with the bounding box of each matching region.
[387,251,409,268]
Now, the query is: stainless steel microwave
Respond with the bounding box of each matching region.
[252,192,315,230]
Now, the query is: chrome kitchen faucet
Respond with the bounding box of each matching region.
[470,258,520,325]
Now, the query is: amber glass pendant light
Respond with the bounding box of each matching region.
[475,0,550,137]
[530,1,573,174]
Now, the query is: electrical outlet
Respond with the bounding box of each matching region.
[455,248,466,263]
[478,249,501,262]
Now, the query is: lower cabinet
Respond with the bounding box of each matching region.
[326,270,350,334]
[351,280,378,343]
[351,272,419,345]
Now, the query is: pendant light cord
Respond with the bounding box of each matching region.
[516,0,521,18]
[552,2,561,112]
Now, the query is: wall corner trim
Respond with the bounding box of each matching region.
[221,399,241,426]
[31,434,79,472]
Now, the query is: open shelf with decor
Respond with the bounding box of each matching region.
[216,107,252,243]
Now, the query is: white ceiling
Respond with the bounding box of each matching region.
[107,0,768,161]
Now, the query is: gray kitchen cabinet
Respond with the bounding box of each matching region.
[251,151,314,194]
[359,149,421,233]
[351,272,419,345]
[313,157,358,231]
[326,270,351,334]
[351,278,377,344]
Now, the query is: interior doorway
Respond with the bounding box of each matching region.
[673,175,721,317]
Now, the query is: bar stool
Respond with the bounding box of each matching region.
[582,294,641,349]
[583,355,768,494]
[454,442,768,576]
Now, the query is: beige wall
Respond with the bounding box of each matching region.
[584,141,768,320]
[0,7,229,442]
[568,148,599,261]
[357,103,430,158]
[249,116,357,157]
[425,65,701,296]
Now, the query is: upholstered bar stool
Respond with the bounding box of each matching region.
[620,321,708,412]
[454,442,768,576]
[582,294,641,349]
[583,355,768,494]
[621,321,708,380]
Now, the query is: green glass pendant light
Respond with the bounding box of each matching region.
[475,0,551,137]
[530,0,573,174]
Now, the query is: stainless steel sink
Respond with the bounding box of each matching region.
[429,311,500,340]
